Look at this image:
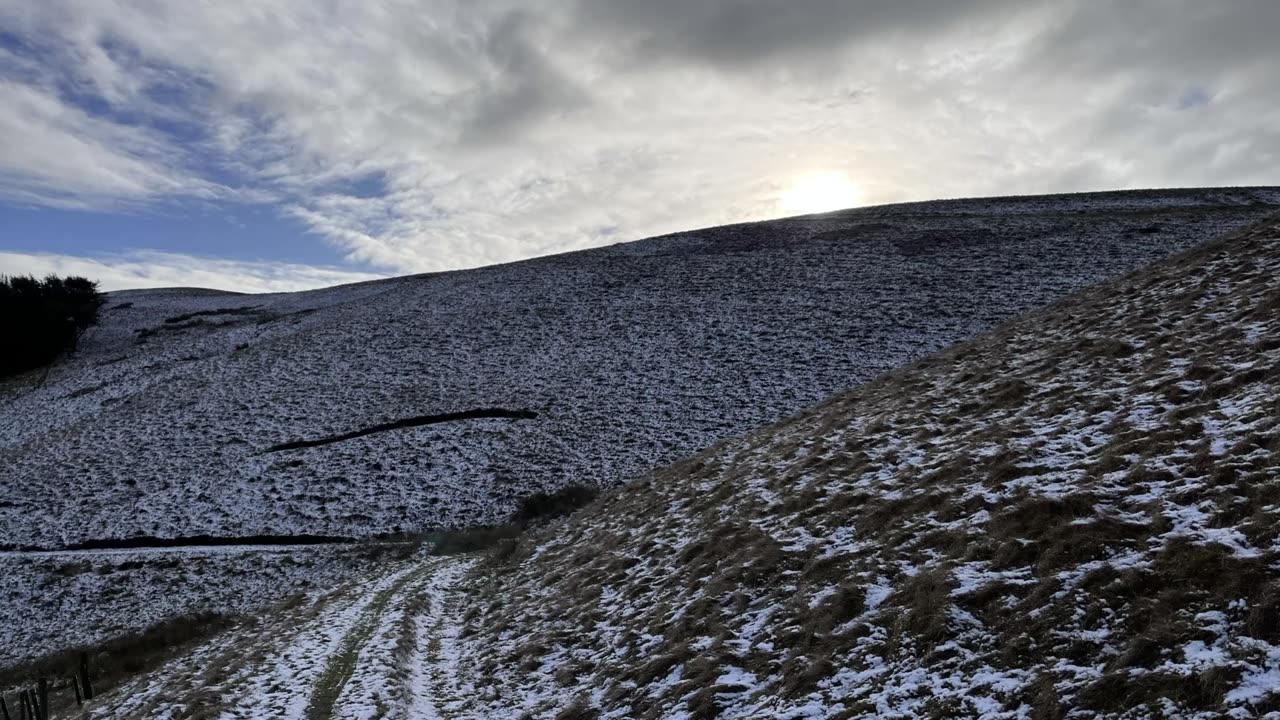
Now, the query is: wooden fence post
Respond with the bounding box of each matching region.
[36,680,47,720]
[79,651,94,701]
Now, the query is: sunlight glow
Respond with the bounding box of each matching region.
[780,172,861,215]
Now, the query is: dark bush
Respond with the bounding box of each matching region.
[431,523,523,555]
[0,274,104,378]
[512,484,600,525]
[426,485,599,557]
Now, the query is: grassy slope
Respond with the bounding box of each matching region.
[457,214,1280,719]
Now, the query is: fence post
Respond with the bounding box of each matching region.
[79,651,94,700]
[72,674,83,705]
[36,680,47,720]
[0,694,10,720]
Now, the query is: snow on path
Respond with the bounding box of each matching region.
[82,572,379,720]
[327,556,473,720]
[78,553,478,720]
[402,558,476,720]
[226,561,424,720]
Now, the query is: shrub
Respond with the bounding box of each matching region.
[0,274,104,378]
[512,484,599,525]
[431,523,523,555]
[427,485,600,557]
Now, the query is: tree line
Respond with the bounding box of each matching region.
[1,274,104,379]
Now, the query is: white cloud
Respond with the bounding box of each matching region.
[0,1,1277,278]
[0,80,223,209]
[0,250,384,293]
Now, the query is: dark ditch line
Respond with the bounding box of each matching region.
[266,407,538,452]
[163,305,262,324]
[0,532,417,554]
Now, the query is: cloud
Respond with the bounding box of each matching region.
[0,80,226,209]
[0,249,384,293]
[457,9,590,145]
[0,0,1277,280]
[569,0,1026,70]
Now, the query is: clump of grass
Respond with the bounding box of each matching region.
[553,697,599,720]
[1073,336,1137,360]
[1077,667,1242,713]
[1247,582,1280,642]
[888,566,954,649]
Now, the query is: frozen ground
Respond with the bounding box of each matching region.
[33,201,1280,720]
[451,215,1280,717]
[3,188,1280,550]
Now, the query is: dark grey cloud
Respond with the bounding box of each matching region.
[459,10,589,144]
[1027,1,1280,78]
[570,0,1026,69]
[998,1,1280,191]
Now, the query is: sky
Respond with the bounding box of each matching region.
[0,1,1277,292]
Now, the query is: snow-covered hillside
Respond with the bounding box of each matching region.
[450,212,1280,717]
[3,188,1280,550]
[57,201,1280,720]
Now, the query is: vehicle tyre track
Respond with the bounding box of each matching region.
[403,558,475,720]
[68,553,476,720]
[302,561,438,720]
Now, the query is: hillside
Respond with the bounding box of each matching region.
[53,203,1280,720]
[3,188,1280,551]
[443,214,1280,716]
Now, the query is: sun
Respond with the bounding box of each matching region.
[780,172,861,215]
